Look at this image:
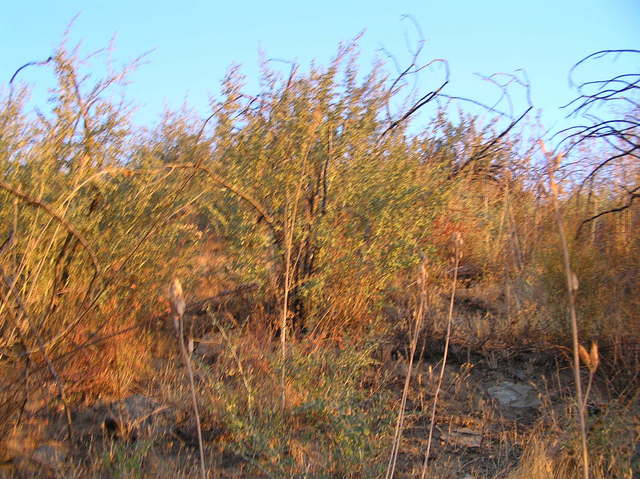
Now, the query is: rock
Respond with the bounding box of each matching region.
[3,416,48,458]
[104,394,174,440]
[6,441,68,478]
[443,427,482,448]
[487,381,541,408]
[30,442,68,469]
[194,334,226,362]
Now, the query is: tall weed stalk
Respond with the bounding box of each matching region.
[169,279,206,479]
[421,232,462,478]
[385,257,428,479]
[541,141,589,479]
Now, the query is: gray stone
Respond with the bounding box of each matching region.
[104,394,174,439]
[487,381,541,408]
[194,334,226,361]
[443,427,482,448]
[30,442,68,469]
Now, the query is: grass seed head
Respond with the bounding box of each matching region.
[570,271,579,293]
[169,278,186,318]
[579,343,592,371]
[589,341,599,373]
[579,342,600,373]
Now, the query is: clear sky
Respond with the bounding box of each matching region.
[1,1,638,137]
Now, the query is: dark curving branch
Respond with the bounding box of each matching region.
[556,49,639,238]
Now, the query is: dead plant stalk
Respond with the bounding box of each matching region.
[385,258,429,479]
[280,161,308,412]
[169,279,206,479]
[540,141,590,479]
[420,232,462,479]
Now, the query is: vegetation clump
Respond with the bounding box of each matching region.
[0,38,637,478]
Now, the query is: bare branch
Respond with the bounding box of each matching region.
[0,180,100,275]
[453,106,533,177]
[9,56,54,86]
[558,49,639,234]
[168,163,279,238]
[575,189,640,239]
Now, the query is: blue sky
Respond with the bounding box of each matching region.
[1,1,638,137]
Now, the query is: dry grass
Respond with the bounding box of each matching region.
[0,38,638,479]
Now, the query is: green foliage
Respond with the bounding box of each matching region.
[209,341,392,477]
[101,439,152,479]
[199,46,462,329]
[0,44,202,403]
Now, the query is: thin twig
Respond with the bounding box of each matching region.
[0,180,100,276]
